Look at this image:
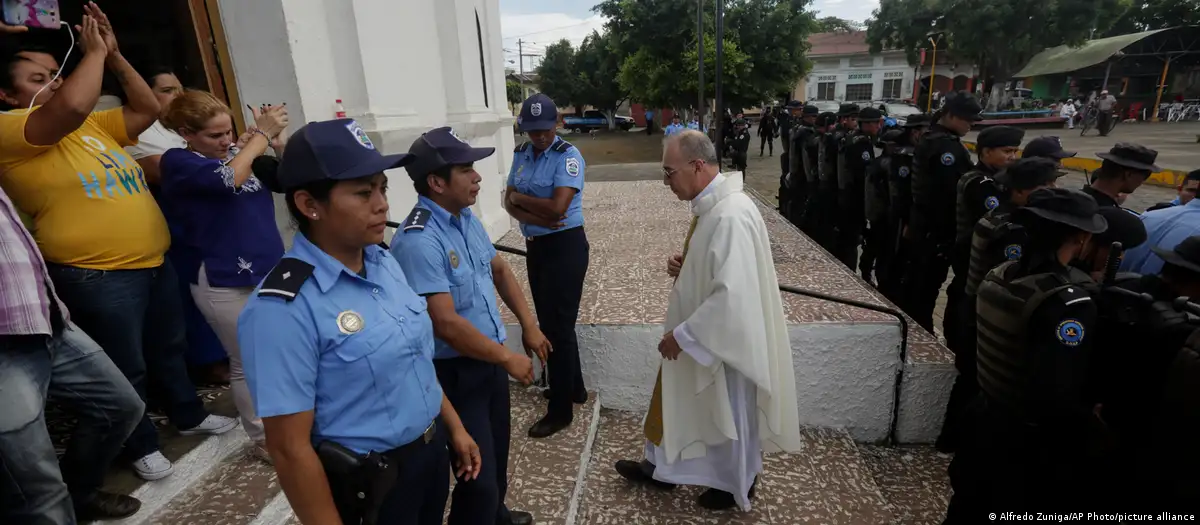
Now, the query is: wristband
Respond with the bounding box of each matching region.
[251,129,271,142]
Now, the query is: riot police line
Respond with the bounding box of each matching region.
[775,91,1198,516]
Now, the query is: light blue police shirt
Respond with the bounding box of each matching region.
[390,196,505,359]
[237,232,442,454]
[664,123,684,136]
[1120,197,1200,275]
[507,136,585,237]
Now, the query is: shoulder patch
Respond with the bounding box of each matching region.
[1056,318,1085,346]
[1055,285,1093,307]
[898,166,910,178]
[1003,243,1022,261]
[984,196,1000,210]
[258,258,315,301]
[551,140,574,153]
[565,157,581,177]
[940,152,955,166]
[861,150,871,161]
[403,208,431,233]
[515,141,531,153]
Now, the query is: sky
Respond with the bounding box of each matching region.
[500,0,880,71]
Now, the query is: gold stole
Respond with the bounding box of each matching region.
[644,216,699,445]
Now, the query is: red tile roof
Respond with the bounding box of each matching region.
[808,31,870,56]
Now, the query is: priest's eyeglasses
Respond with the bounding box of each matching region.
[662,159,703,179]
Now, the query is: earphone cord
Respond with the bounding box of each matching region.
[27,21,75,112]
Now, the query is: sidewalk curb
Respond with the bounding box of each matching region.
[964,141,1185,189]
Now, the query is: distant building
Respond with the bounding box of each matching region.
[797,31,977,104]
[506,72,540,100]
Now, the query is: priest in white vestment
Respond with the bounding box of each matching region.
[615,130,803,511]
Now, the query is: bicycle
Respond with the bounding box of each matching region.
[1080,104,1122,136]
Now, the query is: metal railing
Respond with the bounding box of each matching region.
[384,221,910,444]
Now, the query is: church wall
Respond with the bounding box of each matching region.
[216,0,516,245]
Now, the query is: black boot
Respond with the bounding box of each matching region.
[614,459,677,490]
[696,478,757,510]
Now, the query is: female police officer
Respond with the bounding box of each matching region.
[237,119,481,525]
[504,93,590,438]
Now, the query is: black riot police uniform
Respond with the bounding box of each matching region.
[785,104,820,228]
[944,188,1109,522]
[728,119,751,172]
[814,104,858,253]
[900,92,980,332]
[835,107,882,274]
[802,111,836,241]
[863,129,902,286]
[877,115,929,302]
[778,103,797,181]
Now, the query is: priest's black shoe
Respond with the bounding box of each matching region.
[527,414,571,438]
[75,491,141,520]
[505,510,534,525]
[541,389,588,404]
[614,459,677,490]
[696,479,756,511]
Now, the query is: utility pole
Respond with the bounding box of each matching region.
[518,39,525,75]
[697,0,704,126]
[714,0,725,168]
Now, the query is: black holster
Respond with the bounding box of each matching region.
[316,441,400,525]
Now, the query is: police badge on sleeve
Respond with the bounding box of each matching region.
[940,152,955,166]
[565,157,581,177]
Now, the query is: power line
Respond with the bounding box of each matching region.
[503,20,599,40]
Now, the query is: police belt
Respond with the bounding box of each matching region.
[316,419,437,525]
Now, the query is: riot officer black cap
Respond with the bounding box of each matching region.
[995,157,1065,190]
[1022,136,1077,160]
[976,126,1025,149]
[878,128,905,145]
[942,91,984,121]
[1018,188,1108,234]
[1093,206,1148,250]
[837,103,860,117]
[817,111,837,126]
[1154,236,1200,274]
[857,107,883,123]
[802,105,820,116]
[903,113,931,128]
[786,100,803,109]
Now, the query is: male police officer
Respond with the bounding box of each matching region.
[392,127,549,525]
[945,188,1108,522]
[1084,143,1160,208]
[878,115,930,301]
[815,104,858,252]
[836,106,883,275]
[786,104,820,228]
[801,111,837,239]
[867,129,904,289]
[901,92,979,332]
[728,119,751,172]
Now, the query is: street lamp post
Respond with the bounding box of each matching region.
[926,35,939,112]
[698,0,704,124]
[715,0,724,167]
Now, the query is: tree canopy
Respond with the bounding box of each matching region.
[1102,0,1200,37]
[866,0,1127,86]
[815,16,863,33]
[593,0,815,110]
[535,39,576,109]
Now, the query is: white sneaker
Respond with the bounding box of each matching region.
[178,414,239,436]
[132,451,173,481]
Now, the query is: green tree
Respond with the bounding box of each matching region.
[574,31,629,129]
[506,80,523,111]
[866,0,1126,110]
[815,16,862,33]
[595,0,814,112]
[1102,0,1200,36]
[536,39,579,109]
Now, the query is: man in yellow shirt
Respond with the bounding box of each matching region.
[0,5,236,499]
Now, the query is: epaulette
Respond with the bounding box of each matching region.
[515,141,531,153]
[551,140,574,153]
[258,258,315,301]
[1056,285,1093,307]
[402,207,432,233]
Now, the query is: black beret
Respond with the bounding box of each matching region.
[977,125,1025,149]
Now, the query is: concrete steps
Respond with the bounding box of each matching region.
[99,387,949,525]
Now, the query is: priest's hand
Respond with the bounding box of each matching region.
[658,331,683,360]
[666,254,683,278]
[501,351,535,385]
[522,326,552,363]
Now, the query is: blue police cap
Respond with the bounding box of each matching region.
[404,127,496,180]
[277,119,413,191]
[518,93,558,132]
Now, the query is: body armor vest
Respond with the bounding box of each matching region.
[965,210,1024,298]
[887,148,914,223]
[975,263,1094,415]
[788,124,813,187]
[865,155,890,221]
[955,167,998,245]
[802,126,821,184]
[818,130,845,187]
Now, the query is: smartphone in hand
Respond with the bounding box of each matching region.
[2,0,60,28]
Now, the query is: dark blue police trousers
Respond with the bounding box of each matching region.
[435,357,512,525]
[375,418,450,525]
[525,226,590,420]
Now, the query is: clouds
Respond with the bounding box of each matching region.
[811,0,881,23]
[501,12,607,71]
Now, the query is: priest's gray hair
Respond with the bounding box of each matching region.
[666,129,718,165]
